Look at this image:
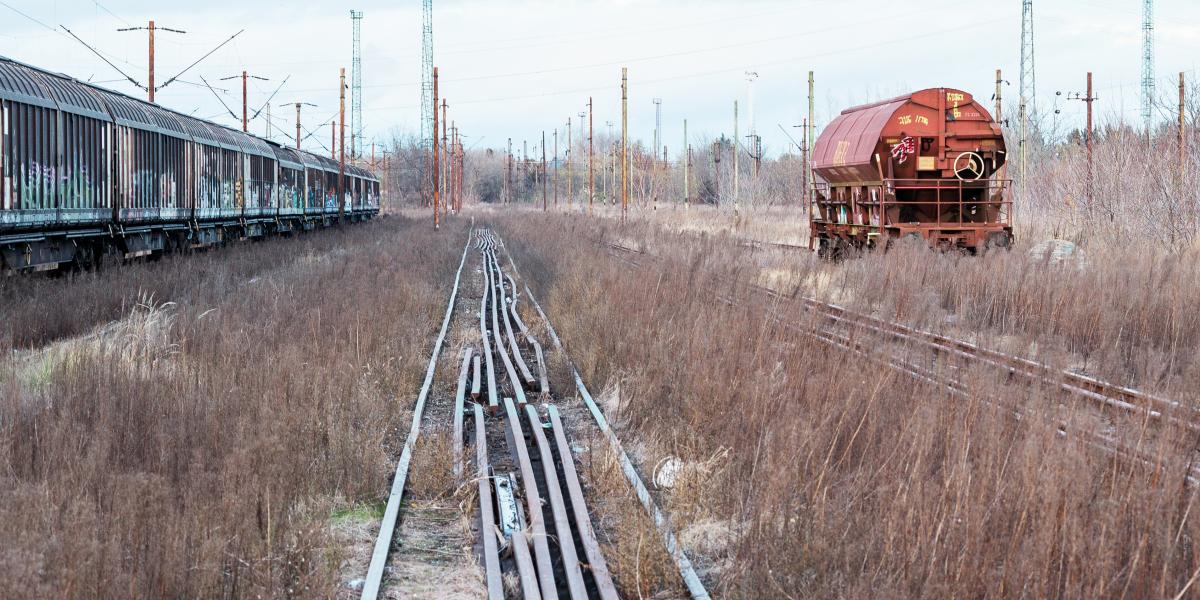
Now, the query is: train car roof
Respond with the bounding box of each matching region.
[268,142,305,170]
[0,55,381,182]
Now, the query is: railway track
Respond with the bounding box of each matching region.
[600,239,1200,482]
[361,227,710,599]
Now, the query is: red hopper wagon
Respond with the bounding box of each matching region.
[809,88,1012,256]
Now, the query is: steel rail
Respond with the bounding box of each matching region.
[471,355,482,400]
[605,239,1194,432]
[488,250,528,405]
[525,404,589,599]
[512,531,543,600]
[479,252,499,412]
[503,397,558,598]
[453,348,473,481]
[807,322,1200,486]
[777,288,1200,433]
[498,260,537,386]
[360,225,474,600]
[518,279,712,600]
[474,403,505,599]
[547,405,621,600]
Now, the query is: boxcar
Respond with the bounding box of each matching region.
[0,56,378,271]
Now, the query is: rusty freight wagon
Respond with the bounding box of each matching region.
[809,88,1012,256]
[0,56,379,272]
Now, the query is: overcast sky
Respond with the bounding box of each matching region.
[4,0,1199,158]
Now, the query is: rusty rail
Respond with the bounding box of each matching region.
[453,348,473,481]
[548,405,620,600]
[474,403,504,599]
[525,404,589,599]
[503,396,557,597]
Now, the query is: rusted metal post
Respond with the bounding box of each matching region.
[1086,72,1094,210]
[148,20,155,103]
[542,131,548,211]
[1181,72,1187,186]
[621,67,628,222]
[588,97,594,214]
[241,70,248,132]
[433,66,440,229]
[339,67,346,220]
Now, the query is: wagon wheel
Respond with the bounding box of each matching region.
[953,152,985,181]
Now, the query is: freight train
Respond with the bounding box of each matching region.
[0,56,379,273]
[810,88,1011,257]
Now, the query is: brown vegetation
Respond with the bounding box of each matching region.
[0,217,469,598]
[495,211,1200,598]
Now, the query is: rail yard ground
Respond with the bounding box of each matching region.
[3,205,1200,598]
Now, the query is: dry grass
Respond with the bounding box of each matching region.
[494,211,1200,598]
[0,216,471,598]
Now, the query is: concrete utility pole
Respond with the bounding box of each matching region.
[567,117,574,208]
[432,66,440,229]
[507,138,513,203]
[733,100,739,209]
[542,131,548,211]
[339,67,347,219]
[292,103,305,150]
[588,98,594,214]
[442,99,449,215]
[554,128,559,209]
[995,68,1003,123]
[807,71,815,210]
[683,119,689,207]
[746,71,759,178]
[653,97,663,163]
[621,67,629,222]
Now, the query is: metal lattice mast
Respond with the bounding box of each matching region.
[350,10,363,159]
[1142,0,1155,134]
[1018,0,1035,199]
[420,0,434,153]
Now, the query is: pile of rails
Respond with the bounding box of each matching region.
[456,230,619,600]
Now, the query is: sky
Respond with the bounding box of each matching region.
[3,0,1199,159]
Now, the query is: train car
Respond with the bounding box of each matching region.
[0,55,378,272]
[810,88,1012,256]
[270,142,305,230]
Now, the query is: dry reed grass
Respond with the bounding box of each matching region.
[0,216,471,598]
[495,211,1200,598]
